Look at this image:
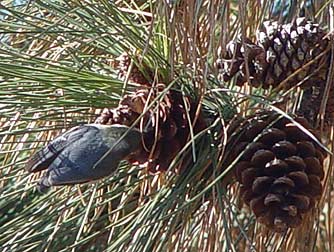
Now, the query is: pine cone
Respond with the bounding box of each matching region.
[116,53,153,85]
[95,84,206,173]
[219,18,330,90]
[229,111,327,232]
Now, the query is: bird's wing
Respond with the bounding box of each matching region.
[25,125,91,172]
[37,165,95,193]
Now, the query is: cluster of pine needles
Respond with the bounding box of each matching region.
[0,0,334,251]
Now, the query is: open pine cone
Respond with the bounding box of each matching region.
[96,52,206,173]
[95,84,206,173]
[219,18,330,90]
[228,111,327,232]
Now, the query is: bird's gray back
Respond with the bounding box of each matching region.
[45,124,142,184]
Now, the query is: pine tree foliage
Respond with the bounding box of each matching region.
[0,1,333,252]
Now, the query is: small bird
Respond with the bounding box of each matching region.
[25,124,142,193]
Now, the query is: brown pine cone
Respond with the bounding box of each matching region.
[219,18,330,90]
[95,84,206,173]
[229,111,327,232]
